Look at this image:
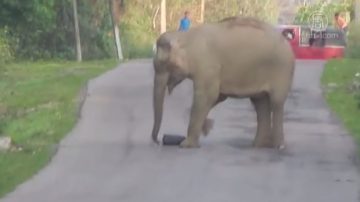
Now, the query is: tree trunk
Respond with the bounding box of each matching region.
[200,0,205,23]
[355,0,360,22]
[160,0,166,33]
[72,0,82,62]
[153,6,160,29]
[109,0,124,60]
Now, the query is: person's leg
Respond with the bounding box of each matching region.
[320,31,326,47]
[309,31,315,46]
[343,26,348,46]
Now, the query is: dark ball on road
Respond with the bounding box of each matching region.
[162,134,186,146]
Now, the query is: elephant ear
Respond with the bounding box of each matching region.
[155,33,188,74]
[168,38,188,74]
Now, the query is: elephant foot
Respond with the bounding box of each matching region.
[253,137,286,150]
[253,135,274,148]
[180,138,200,148]
[202,118,214,136]
[277,144,286,150]
[273,140,286,150]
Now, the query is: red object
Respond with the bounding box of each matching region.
[277,25,345,60]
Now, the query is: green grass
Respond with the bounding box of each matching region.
[0,59,118,197]
[321,59,360,144]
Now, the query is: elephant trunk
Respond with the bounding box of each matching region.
[151,72,169,143]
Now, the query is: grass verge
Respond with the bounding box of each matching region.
[0,59,118,197]
[321,58,360,144]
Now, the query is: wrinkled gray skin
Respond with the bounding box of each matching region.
[151,16,295,149]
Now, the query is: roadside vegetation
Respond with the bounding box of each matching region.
[0,1,119,196]
[321,59,360,143]
[0,60,117,197]
[321,20,360,145]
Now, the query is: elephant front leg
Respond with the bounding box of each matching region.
[202,94,227,136]
[251,96,272,148]
[180,86,219,148]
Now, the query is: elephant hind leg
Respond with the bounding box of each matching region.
[269,91,287,150]
[271,101,285,150]
[251,95,272,148]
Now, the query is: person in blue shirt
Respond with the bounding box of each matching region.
[178,11,191,31]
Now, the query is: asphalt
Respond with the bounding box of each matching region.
[2,59,359,202]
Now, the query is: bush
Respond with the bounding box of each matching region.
[0,28,13,64]
[119,2,157,59]
[0,0,115,61]
[346,22,360,58]
[119,0,279,59]
[294,1,352,26]
[0,0,281,60]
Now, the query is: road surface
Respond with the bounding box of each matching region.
[2,59,359,202]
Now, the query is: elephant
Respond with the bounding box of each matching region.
[151,16,295,149]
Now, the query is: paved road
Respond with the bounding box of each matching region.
[2,60,360,202]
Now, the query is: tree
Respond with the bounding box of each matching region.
[200,0,205,23]
[160,0,166,33]
[204,0,279,23]
[294,1,353,25]
[109,0,124,60]
[355,0,360,22]
[72,0,82,62]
